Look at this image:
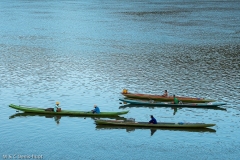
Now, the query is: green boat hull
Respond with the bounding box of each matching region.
[95,120,215,128]
[9,104,129,117]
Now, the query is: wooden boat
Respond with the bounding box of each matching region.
[9,104,129,117]
[95,119,215,128]
[96,125,216,133]
[122,92,215,103]
[119,98,226,108]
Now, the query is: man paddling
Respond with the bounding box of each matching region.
[54,101,61,112]
[162,90,168,97]
[92,105,100,114]
[149,115,157,124]
[173,95,179,104]
[44,101,61,112]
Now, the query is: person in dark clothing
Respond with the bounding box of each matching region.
[162,90,168,97]
[149,115,157,124]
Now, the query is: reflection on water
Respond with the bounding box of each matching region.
[172,107,178,115]
[9,112,127,125]
[150,129,157,136]
[96,125,216,136]
[54,115,61,125]
[119,104,227,116]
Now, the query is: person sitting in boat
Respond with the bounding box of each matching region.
[173,95,179,104]
[54,101,60,112]
[162,90,168,97]
[44,102,61,112]
[92,105,100,114]
[149,115,157,124]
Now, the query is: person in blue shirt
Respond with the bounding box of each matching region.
[149,115,157,124]
[92,105,100,114]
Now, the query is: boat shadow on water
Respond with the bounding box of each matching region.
[119,104,226,116]
[9,112,127,125]
[95,125,216,136]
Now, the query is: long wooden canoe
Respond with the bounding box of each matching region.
[119,98,226,108]
[9,104,129,117]
[96,125,216,133]
[95,119,215,128]
[122,92,215,103]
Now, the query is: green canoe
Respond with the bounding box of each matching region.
[95,119,215,128]
[9,104,129,117]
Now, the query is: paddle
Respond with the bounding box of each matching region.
[84,110,94,113]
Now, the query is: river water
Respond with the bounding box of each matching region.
[0,0,239,160]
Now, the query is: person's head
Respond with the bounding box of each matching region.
[165,90,167,93]
[94,105,97,108]
[173,95,175,97]
[56,101,60,105]
[150,115,154,118]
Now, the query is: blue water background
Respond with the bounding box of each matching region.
[0,0,240,159]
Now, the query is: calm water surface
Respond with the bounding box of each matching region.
[0,0,240,160]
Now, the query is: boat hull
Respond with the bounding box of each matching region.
[95,120,215,128]
[119,98,226,107]
[122,93,215,103]
[96,125,216,133]
[9,104,129,117]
